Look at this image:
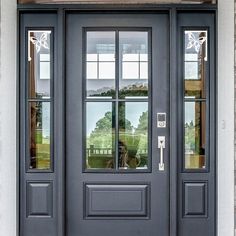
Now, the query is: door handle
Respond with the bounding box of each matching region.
[158,136,165,171]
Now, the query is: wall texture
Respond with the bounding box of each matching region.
[0,0,17,236]
[218,0,235,235]
[0,0,234,236]
[235,0,236,234]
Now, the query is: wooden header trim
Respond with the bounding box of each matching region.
[18,0,216,4]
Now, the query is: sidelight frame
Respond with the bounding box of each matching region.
[18,4,217,236]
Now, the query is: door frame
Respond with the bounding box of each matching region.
[18,4,217,236]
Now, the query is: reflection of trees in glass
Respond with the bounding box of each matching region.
[185,119,201,154]
[89,83,148,98]
[119,84,148,98]
[87,109,133,148]
[87,106,148,169]
[135,111,148,154]
[88,111,114,149]
[88,88,116,98]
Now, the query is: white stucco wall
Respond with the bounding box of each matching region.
[0,0,17,236]
[0,0,234,236]
[217,0,235,235]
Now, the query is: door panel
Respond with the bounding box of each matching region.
[66,13,169,236]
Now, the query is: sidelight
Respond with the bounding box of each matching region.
[184,30,208,170]
[27,30,53,170]
[85,30,150,171]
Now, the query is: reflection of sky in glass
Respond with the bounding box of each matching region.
[125,102,148,129]
[185,102,195,125]
[87,102,112,136]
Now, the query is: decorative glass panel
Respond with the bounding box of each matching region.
[28,30,51,99]
[118,102,148,169]
[119,31,149,98]
[86,102,115,169]
[86,31,116,98]
[185,102,206,169]
[184,30,207,99]
[29,102,51,170]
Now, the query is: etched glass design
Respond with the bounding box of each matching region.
[28,30,51,99]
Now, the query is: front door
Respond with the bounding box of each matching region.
[66,13,169,236]
[20,7,216,236]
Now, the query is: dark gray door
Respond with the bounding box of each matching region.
[66,13,169,236]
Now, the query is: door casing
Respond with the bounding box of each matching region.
[18,4,217,236]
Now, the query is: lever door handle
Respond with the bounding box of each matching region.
[158,136,165,171]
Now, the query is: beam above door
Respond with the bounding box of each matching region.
[18,0,216,4]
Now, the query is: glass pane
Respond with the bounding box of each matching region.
[86,31,116,98]
[29,102,51,170]
[99,62,115,79]
[118,102,148,169]
[185,102,206,169]
[119,31,149,98]
[184,30,207,99]
[28,30,51,99]
[86,102,115,169]
[122,62,139,79]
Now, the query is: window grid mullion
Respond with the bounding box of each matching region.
[115,30,120,170]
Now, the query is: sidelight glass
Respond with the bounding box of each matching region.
[184,30,207,99]
[29,102,51,170]
[119,31,149,98]
[118,102,148,169]
[184,102,206,169]
[86,102,115,169]
[28,30,52,99]
[27,29,53,171]
[86,31,116,98]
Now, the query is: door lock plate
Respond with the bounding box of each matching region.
[157,113,166,128]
